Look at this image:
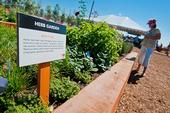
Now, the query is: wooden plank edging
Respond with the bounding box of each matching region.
[0,21,16,28]
[53,52,138,113]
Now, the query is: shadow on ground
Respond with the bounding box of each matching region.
[126,57,136,61]
[128,70,143,84]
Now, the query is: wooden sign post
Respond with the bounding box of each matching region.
[38,62,50,105]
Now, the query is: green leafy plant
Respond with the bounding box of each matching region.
[4,94,49,113]
[0,5,20,23]
[0,26,37,95]
[0,25,41,113]
[55,47,96,84]
[56,51,75,78]
[50,77,80,101]
[21,94,49,113]
[75,71,92,84]
[94,52,113,71]
[68,46,97,72]
[0,10,124,112]
[4,105,31,113]
[0,6,7,21]
[67,22,123,71]
[121,41,134,54]
[6,8,17,22]
[0,25,16,64]
[6,67,29,95]
[0,96,16,112]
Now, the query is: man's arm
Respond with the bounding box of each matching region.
[145,33,161,40]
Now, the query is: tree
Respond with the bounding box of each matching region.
[11,0,20,7]
[53,4,60,22]
[24,0,37,15]
[34,3,41,16]
[78,0,87,18]
[5,0,11,5]
[39,8,44,17]
[45,5,52,20]
[16,0,25,11]
[0,0,3,5]
[60,11,66,23]
[5,0,11,7]
[66,14,75,25]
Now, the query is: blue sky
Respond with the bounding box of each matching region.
[39,0,170,46]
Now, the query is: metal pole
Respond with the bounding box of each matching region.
[88,0,95,20]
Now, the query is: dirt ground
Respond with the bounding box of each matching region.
[116,48,170,113]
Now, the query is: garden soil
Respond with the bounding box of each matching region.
[116,48,170,113]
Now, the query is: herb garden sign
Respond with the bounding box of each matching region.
[17,13,66,104]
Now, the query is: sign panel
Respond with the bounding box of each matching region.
[17,13,66,67]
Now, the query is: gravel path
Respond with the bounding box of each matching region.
[116,49,170,113]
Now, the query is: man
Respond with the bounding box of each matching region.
[136,19,161,76]
[167,42,170,56]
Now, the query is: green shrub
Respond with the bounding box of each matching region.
[5,66,31,96]
[0,6,8,21]
[94,52,113,71]
[121,41,134,54]
[4,105,31,113]
[57,57,92,84]
[56,49,94,83]
[1,93,49,113]
[0,6,17,22]
[20,94,49,113]
[0,25,46,112]
[56,51,75,78]
[0,25,37,96]
[6,8,17,22]
[0,63,37,97]
[67,22,123,71]
[0,96,16,112]
[68,46,98,72]
[50,77,80,101]
[0,25,16,64]
[75,71,92,84]
[3,94,49,113]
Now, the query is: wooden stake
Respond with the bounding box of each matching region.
[38,62,50,105]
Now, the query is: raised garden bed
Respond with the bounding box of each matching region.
[0,21,134,113]
[52,52,137,113]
